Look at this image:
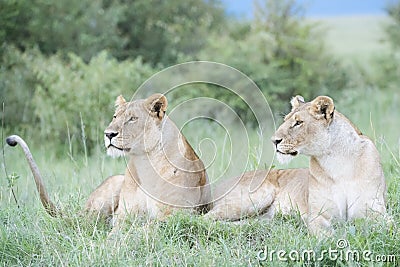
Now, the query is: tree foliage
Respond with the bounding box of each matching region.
[27,0,125,63]
[0,0,31,56]
[198,0,349,115]
[385,1,400,50]
[115,0,226,66]
[1,0,357,150]
[373,0,400,89]
[0,46,37,131]
[0,0,225,66]
[34,51,154,151]
[1,47,156,152]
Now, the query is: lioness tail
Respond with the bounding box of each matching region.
[6,135,59,217]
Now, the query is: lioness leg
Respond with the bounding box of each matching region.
[84,175,125,218]
[206,180,276,221]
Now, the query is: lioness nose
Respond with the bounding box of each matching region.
[271,137,282,146]
[105,132,118,140]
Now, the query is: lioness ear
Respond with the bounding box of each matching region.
[309,96,335,122]
[115,95,126,107]
[145,93,168,119]
[290,95,305,111]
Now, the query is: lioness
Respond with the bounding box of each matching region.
[272,95,387,233]
[207,95,387,234]
[6,93,211,225]
[104,93,211,225]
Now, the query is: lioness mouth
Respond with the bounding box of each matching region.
[277,150,298,156]
[108,144,130,152]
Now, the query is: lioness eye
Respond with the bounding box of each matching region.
[128,116,138,122]
[294,120,303,127]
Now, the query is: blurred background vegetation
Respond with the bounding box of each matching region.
[0,0,399,154]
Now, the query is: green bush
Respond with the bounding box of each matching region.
[0,0,226,66]
[372,0,400,89]
[115,0,226,66]
[1,47,155,153]
[385,1,400,50]
[30,51,155,152]
[27,0,125,62]
[0,0,31,57]
[0,46,37,132]
[1,0,359,150]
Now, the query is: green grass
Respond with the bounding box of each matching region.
[1,87,399,266]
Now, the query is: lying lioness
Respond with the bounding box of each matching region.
[272,95,387,233]
[207,95,387,234]
[103,93,212,225]
[6,94,212,225]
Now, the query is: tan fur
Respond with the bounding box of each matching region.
[206,168,309,221]
[272,95,387,233]
[6,135,59,216]
[104,94,212,226]
[84,175,125,216]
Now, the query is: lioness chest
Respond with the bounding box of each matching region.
[331,180,365,220]
[117,154,203,219]
[131,188,168,219]
[310,177,381,221]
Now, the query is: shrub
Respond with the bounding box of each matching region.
[30,51,155,152]
[0,46,37,133]
[372,0,400,89]
[0,0,226,66]
[1,47,155,153]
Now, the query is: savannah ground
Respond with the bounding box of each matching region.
[1,16,400,267]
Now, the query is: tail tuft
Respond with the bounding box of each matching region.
[6,136,18,147]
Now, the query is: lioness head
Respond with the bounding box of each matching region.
[104,93,168,157]
[271,95,335,164]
